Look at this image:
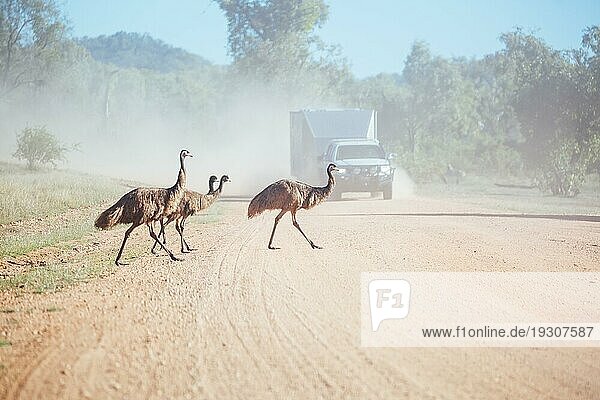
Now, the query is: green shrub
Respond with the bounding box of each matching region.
[13,126,70,170]
[534,136,600,197]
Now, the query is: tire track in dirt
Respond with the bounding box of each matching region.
[9,323,107,400]
[2,199,599,399]
[260,241,398,397]
[209,212,341,396]
[208,218,271,395]
[224,218,325,394]
[5,346,57,400]
[256,254,337,393]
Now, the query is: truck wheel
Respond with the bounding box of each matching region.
[383,185,393,200]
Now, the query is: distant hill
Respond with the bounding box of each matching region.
[77,31,211,72]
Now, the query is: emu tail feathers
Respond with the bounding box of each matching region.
[247,188,271,219]
[95,200,125,230]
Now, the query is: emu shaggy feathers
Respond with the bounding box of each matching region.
[246,163,337,249]
[95,186,185,229]
[247,179,333,219]
[94,149,191,266]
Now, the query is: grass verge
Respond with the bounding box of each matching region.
[0,216,94,258]
[0,161,132,225]
[417,174,600,215]
[0,259,116,294]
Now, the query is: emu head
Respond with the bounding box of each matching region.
[327,163,340,173]
[180,149,193,159]
[221,175,231,183]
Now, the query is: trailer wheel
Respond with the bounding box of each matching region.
[383,184,393,200]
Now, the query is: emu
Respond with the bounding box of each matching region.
[95,149,192,265]
[248,163,339,249]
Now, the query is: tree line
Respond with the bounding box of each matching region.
[1,0,598,196]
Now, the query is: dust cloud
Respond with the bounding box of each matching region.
[0,79,333,198]
[392,167,415,198]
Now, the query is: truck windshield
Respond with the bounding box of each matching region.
[336,145,384,160]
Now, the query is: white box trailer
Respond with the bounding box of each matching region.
[290,109,378,181]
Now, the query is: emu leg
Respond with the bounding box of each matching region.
[291,211,321,249]
[268,210,287,250]
[152,217,176,255]
[115,223,140,266]
[151,219,166,255]
[148,224,182,262]
[175,219,189,253]
[180,218,195,251]
[175,219,185,253]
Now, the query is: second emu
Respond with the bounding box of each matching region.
[153,174,230,253]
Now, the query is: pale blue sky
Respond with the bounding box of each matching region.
[63,0,600,77]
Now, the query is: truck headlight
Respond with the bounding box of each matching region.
[380,165,392,174]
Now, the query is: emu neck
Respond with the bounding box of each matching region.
[208,180,216,194]
[323,169,335,192]
[216,180,225,195]
[174,155,186,190]
[315,169,334,199]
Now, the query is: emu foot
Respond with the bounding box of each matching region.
[115,260,129,266]
[170,256,184,262]
[310,243,323,249]
[268,245,280,250]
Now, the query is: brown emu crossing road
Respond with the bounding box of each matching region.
[1,198,599,399]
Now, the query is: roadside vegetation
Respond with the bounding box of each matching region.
[0,162,130,291]
[0,258,116,294]
[1,0,599,198]
[13,126,75,170]
[418,174,600,215]
[0,162,126,225]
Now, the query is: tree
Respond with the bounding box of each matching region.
[217,0,328,62]
[395,42,490,178]
[343,41,524,182]
[13,126,70,169]
[497,28,600,196]
[574,26,600,178]
[215,0,348,97]
[0,0,67,96]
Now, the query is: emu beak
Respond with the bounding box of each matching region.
[332,166,340,172]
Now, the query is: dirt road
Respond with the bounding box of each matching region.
[1,197,599,399]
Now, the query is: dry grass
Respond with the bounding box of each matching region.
[0,216,93,257]
[0,163,128,293]
[0,162,128,225]
[0,162,141,257]
[417,174,600,215]
[0,260,116,294]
